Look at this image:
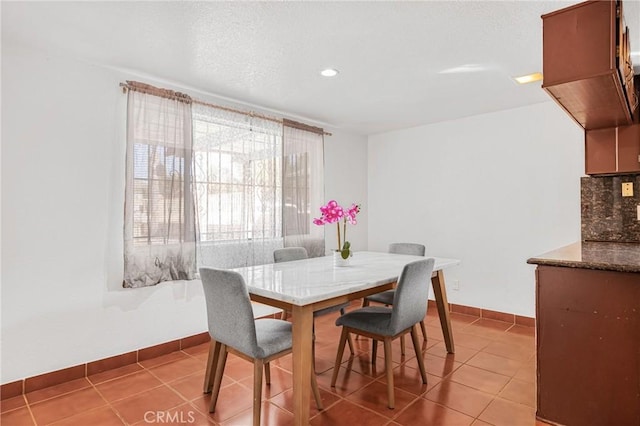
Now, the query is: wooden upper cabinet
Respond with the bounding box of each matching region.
[585,123,640,174]
[542,0,636,130]
[585,127,617,174]
[617,124,640,172]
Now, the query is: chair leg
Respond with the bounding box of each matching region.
[346,333,355,355]
[209,344,228,413]
[280,310,288,320]
[203,340,222,393]
[331,328,349,387]
[410,325,428,384]
[400,335,406,356]
[420,320,428,341]
[264,362,271,385]
[371,339,378,364]
[311,371,323,410]
[383,337,395,409]
[362,298,370,307]
[253,360,264,426]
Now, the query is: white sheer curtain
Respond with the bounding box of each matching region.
[123,88,197,288]
[282,120,325,257]
[192,104,283,268]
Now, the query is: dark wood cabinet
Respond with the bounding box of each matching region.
[535,265,640,426]
[542,0,637,130]
[585,123,640,174]
[618,124,640,172]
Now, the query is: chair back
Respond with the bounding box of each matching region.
[273,247,308,263]
[200,267,260,358]
[390,258,435,335]
[388,243,425,256]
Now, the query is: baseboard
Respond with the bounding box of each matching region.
[1,303,533,400]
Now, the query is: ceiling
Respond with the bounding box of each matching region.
[2,1,639,135]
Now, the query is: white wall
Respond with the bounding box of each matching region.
[0,42,368,383]
[368,102,584,317]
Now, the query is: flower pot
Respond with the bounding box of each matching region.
[333,250,352,267]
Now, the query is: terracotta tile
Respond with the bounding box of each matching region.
[138,340,181,363]
[50,406,124,425]
[182,342,211,356]
[216,355,255,382]
[270,386,340,417]
[424,379,493,418]
[423,324,445,342]
[482,339,534,362]
[478,397,536,426]
[507,323,536,337]
[131,403,210,426]
[1,380,23,400]
[514,360,536,384]
[316,367,375,397]
[425,342,479,363]
[111,384,185,424]
[404,353,462,378]
[148,356,205,383]
[499,379,536,408]
[24,364,85,393]
[343,353,388,379]
[464,319,512,339]
[237,365,292,399]
[138,347,185,368]
[346,380,418,418]
[86,351,137,376]
[515,315,536,328]
[180,332,210,350]
[467,352,522,377]
[471,420,493,426]
[30,387,107,425]
[168,372,219,402]
[0,395,26,413]
[394,398,474,426]
[25,378,92,405]
[88,363,144,385]
[448,365,510,394]
[377,364,441,396]
[190,383,253,423]
[449,312,481,326]
[95,370,164,403]
[481,309,515,324]
[1,407,35,425]
[309,399,388,426]
[452,332,492,351]
[450,304,481,317]
[221,401,294,426]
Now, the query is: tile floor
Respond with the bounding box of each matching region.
[1,302,549,425]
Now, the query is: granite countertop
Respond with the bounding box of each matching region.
[527,241,640,273]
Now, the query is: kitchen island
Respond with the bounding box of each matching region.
[528,241,639,426]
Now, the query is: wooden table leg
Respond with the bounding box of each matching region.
[292,304,313,425]
[431,270,455,353]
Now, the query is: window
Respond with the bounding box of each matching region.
[123,82,325,287]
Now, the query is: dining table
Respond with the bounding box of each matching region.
[230,251,460,425]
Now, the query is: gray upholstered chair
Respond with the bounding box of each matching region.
[362,243,428,359]
[200,267,322,426]
[273,247,355,362]
[331,258,435,409]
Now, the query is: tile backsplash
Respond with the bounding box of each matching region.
[581,174,640,243]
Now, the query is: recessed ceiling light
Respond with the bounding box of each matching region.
[439,64,488,74]
[514,72,543,84]
[320,68,339,77]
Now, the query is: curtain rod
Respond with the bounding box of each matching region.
[119,81,331,136]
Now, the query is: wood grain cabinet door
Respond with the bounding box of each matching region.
[585,127,617,174]
[617,124,640,173]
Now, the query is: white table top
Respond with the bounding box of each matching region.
[232,251,460,306]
